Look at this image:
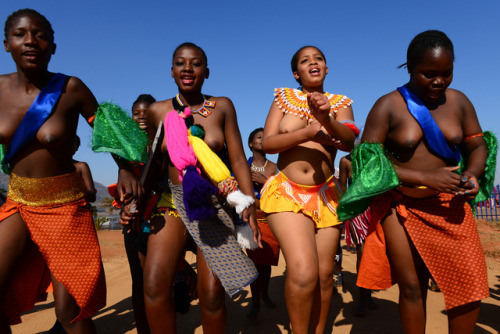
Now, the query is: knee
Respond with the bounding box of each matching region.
[198,283,225,313]
[54,300,79,327]
[318,266,335,290]
[399,282,422,303]
[287,264,318,291]
[143,273,173,302]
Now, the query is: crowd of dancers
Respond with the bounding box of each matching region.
[0,8,496,334]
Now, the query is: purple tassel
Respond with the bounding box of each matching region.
[182,166,218,220]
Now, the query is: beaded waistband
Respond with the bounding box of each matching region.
[8,171,85,206]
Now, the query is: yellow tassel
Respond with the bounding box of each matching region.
[188,134,231,185]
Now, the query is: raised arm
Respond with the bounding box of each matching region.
[308,92,356,150]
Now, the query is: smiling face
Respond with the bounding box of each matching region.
[132,101,150,131]
[408,46,453,105]
[293,47,328,91]
[171,46,209,93]
[4,14,55,72]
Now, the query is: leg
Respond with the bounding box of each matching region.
[0,213,29,334]
[143,214,187,333]
[123,232,149,334]
[382,209,429,334]
[51,274,96,334]
[247,267,261,318]
[258,265,275,309]
[247,264,274,318]
[448,301,481,334]
[196,246,226,334]
[267,212,318,334]
[310,226,340,334]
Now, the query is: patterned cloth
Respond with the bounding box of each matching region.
[357,191,489,310]
[0,171,106,324]
[169,182,257,296]
[345,207,371,246]
[260,171,343,228]
[246,211,280,266]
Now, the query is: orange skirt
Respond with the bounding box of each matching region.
[260,172,342,228]
[246,211,280,266]
[1,172,106,324]
[358,191,489,310]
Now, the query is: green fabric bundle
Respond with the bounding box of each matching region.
[458,131,498,205]
[92,102,149,163]
[337,143,399,221]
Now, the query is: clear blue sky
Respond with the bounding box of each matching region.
[1,0,499,186]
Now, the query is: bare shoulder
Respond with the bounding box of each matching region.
[0,73,15,87]
[369,90,402,118]
[148,99,174,123]
[211,96,235,111]
[446,88,472,105]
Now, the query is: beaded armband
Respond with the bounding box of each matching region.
[464,133,484,141]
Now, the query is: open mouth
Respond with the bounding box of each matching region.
[310,68,320,75]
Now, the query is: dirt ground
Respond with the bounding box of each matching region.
[12,220,500,334]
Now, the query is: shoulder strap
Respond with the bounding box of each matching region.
[4,73,67,163]
[397,84,461,164]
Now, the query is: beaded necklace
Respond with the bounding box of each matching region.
[274,88,353,123]
[251,160,268,172]
[175,94,216,117]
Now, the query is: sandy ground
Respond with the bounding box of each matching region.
[12,220,500,334]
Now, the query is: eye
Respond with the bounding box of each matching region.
[422,72,435,79]
[192,61,202,67]
[174,61,184,66]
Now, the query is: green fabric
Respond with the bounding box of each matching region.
[92,102,149,163]
[337,143,400,221]
[337,132,498,221]
[0,144,9,174]
[458,131,498,205]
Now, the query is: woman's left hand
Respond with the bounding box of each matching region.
[241,205,263,248]
[458,171,480,200]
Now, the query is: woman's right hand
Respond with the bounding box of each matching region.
[308,121,337,145]
[119,202,139,232]
[421,166,468,194]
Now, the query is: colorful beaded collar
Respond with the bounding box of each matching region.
[175,94,216,117]
[274,88,353,123]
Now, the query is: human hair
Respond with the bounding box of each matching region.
[4,8,54,41]
[132,94,156,108]
[291,46,326,85]
[248,127,264,149]
[172,42,208,66]
[399,30,454,70]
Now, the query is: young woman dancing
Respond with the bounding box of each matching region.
[338,30,496,333]
[261,46,357,334]
[0,9,139,333]
[122,42,260,333]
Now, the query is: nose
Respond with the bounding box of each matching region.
[432,76,444,87]
[24,32,36,45]
[182,62,193,72]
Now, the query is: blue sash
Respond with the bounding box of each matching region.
[397,84,461,164]
[3,73,67,164]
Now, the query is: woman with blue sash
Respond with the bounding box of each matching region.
[337,30,496,333]
[0,9,141,333]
